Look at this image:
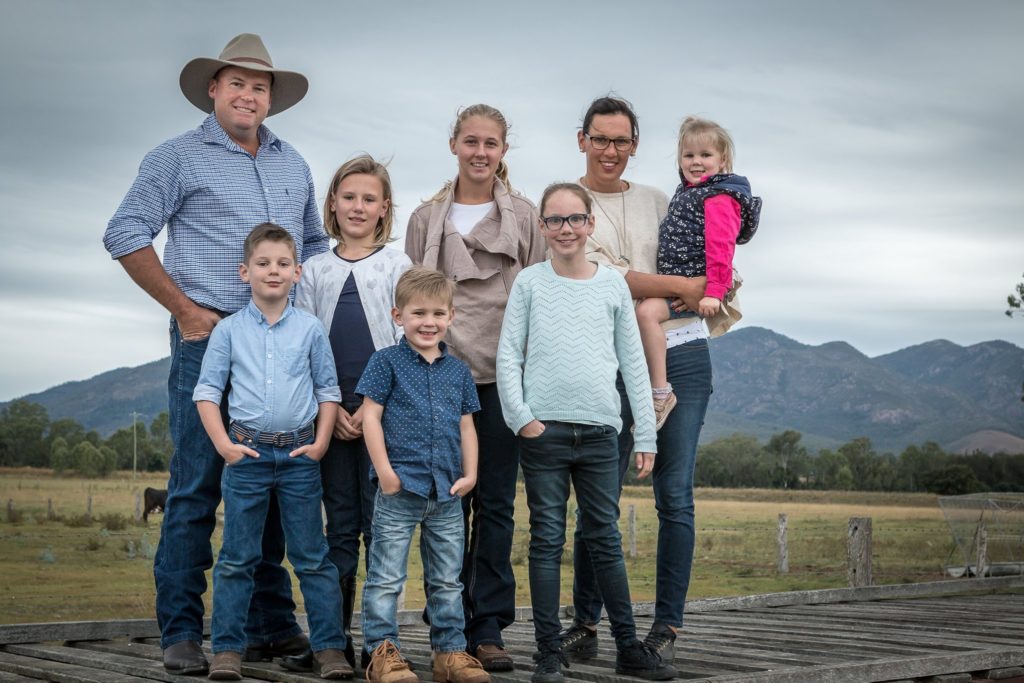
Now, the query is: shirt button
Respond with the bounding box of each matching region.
[267,353,273,358]
[267,379,273,384]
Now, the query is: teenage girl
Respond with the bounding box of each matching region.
[292,154,411,670]
[634,116,761,429]
[405,104,545,671]
[496,183,675,683]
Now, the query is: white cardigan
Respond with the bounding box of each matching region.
[295,246,412,350]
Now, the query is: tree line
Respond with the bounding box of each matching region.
[3,400,1023,492]
[0,400,172,476]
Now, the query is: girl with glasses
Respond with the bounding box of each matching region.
[496,183,675,683]
[405,104,545,672]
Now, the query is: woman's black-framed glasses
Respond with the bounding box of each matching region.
[541,213,590,231]
[584,133,635,151]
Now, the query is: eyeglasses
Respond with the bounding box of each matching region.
[541,213,590,231]
[584,133,635,151]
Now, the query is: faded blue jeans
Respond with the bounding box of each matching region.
[521,422,637,652]
[154,319,300,649]
[212,432,345,654]
[362,489,466,653]
[573,338,712,629]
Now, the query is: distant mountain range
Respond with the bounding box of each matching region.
[5,327,1024,454]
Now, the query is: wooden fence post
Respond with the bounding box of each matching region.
[6,499,14,523]
[628,505,637,559]
[847,517,872,587]
[134,493,143,523]
[777,513,789,574]
[974,521,988,579]
[86,495,93,521]
[47,498,55,521]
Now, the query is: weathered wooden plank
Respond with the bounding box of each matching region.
[0,619,205,646]
[985,666,1024,679]
[0,649,143,683]
[5,644,205,682]
[0,671,41,682]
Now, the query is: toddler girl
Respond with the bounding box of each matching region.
[635,117,761,429]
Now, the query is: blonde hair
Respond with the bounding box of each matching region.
[394,267,456,309]
[429,104,512,203]
[323,154,396,248]
[539,182,592,216]
[678,116,735,174]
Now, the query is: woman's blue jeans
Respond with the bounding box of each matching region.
[521,422,637,652]
[572,338,712,629]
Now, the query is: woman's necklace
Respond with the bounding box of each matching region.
[580,177,630,266]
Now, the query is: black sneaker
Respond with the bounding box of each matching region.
[532,649,569,683]
[644,622,677,664]
[615,639,677,680]
[560,623,598,662]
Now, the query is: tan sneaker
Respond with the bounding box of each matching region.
[313,648,354,679]
[653,391,677,431]
[433,650,491,683]
[366,641,418,683]
[208,651,242,681]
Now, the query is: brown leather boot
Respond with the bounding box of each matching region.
[432,651,491,683]
[366,641,418,683]
[313,648,354,680]
[208,651,242,681]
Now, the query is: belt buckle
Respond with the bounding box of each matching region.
[272,432,288,447]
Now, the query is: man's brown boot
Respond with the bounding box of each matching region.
[208,651,242,681]
[366,641,418,683]
[313,648,354,680]
[432,651,491,683]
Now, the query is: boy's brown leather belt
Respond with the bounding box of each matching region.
[230,422,314,447]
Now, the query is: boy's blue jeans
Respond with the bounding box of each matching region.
[155,320,300,649]
[521,422,637,652]
[573,338,712,629]
[362,489,466,653]
[212,432,345,654]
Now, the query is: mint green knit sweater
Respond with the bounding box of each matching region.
[496,261,657,454]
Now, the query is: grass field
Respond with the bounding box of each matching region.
[0,469,952,625]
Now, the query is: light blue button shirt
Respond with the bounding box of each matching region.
[193,300,341,432]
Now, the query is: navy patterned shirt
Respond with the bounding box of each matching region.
[104,113,328,314]
[356,337,480,501]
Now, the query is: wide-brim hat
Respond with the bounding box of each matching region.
[179,33,308,116]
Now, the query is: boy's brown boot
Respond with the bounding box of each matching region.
[432,651,491,683]
[366,641,418,683]
[313,649,354,680]
[208,651,242,681]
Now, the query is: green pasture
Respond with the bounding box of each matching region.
[0,470,950,625]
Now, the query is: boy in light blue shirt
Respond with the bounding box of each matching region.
[193,223,351,681]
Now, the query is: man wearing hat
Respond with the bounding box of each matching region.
[104,34,329,676]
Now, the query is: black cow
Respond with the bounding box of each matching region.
[143,487,168,523]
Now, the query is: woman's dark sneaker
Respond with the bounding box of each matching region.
[559,624,598,661]
[615,640,677,680]
[643,623,677,664]
[531,649,569,683]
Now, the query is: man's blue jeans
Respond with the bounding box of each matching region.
[153,319,300,649]
[573,338,712,628]
[521,422,637,652]
[461,383,518,650]
[212,433,345,654]
[321,399,376,579]
[363,489,466,653]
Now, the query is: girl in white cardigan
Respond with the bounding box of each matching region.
[293,154,410,671]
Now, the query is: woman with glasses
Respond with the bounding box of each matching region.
[496,182,676,683]
[562,97,710,667]
[405,103,545,672]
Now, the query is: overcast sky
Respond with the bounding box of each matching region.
[1,0,1022,402]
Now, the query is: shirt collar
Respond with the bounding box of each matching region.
[201,112,281,152]
[244,299,293,326]
[397,336,449,364]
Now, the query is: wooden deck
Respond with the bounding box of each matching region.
[1,577,1022,683]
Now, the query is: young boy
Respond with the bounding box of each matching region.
[356,267,490,683]
[193,223,351,681]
